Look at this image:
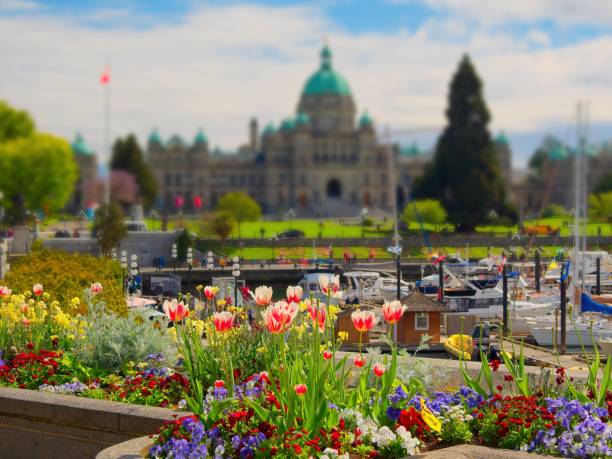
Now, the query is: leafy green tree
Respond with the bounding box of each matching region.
[0,100,35,143]
[588,192,612,222]
[594,172,612,194]
[541,204,567,219]
[210,212,235,241]
[110,134,157,209]
[402,199,447,232]
[215,192,261,238]
[175,228,193,262]
[412,55,510,231]
[92,202,127,255]
[0,133,77,224]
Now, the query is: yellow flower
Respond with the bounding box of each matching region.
[196,284,203,291]
[338,331,348,342]
[71,297,80,306]
[256,346,266,354]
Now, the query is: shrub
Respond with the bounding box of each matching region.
[175,229,192,262]
[361,217,374,227]
[4,249,125,315]
[74,297,175,373]
[541,204,567,218]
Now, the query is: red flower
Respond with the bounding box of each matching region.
[504,374,514,382]
[496,385,503,391]
[488,359,501,371]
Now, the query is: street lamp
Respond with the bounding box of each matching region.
[206,251,214,270]
[171,243,178,275]
[120,250,128,293]
[187,247,193,292]
[231,256,240,307]
[110,248,117,261]
[286,208,295,230]
[130,254,139,295]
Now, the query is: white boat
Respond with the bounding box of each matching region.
[298,271,341,304]
[526,314,612,347]
[342,271,413,304]
[597,338,612,357]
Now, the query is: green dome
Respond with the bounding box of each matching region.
[280,117,296,131]
[302,46,351,96]
[296,112,310,125]
[263,122,276,135]
[548,146,568,161]
[166,134,184,148]
[400,142,421,157]
[193,128,208,146]
[148,128,162,145]
[358,111,373,127]
[71,132,93,155]
[496,131,509,146]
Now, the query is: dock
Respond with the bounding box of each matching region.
[498,337,597,369]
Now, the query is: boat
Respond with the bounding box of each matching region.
[526,314,612,347]
[298,270,341,304]
[444,334,473,360]
[342,271,413,304]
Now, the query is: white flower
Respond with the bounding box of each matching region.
[373,426,396,447]
[321,448,348,459]
[396,426,421,456]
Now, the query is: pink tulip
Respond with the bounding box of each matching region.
[0,286,11,297]
[252,286,273,306]
[286,285,303,303]
[90,282,103,295]
[373,362,386,377]
[294,384,307,396]
[32,284,43,296]
[381,300,407,324]
[351,310,377,333]
[261,300,297,334]
[162,299,189,322]
[21,318,31,327]
[212,311,234,333]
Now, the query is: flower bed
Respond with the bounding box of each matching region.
[1,279,611,458]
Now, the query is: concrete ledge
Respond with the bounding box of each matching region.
[0,387,180,459]
[97,437,551,459]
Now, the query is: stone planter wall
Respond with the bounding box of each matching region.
[0,387,179,459]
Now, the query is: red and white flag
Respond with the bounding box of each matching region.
[497,255,507,274]
[100,66,110,85]
[432,254,447,265]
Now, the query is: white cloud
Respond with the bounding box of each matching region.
[0,0,40,12]
[0,2,611,168]
[393,0,612,26]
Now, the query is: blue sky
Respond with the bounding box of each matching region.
[1,0,612,168]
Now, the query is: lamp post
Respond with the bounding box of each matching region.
[231,256,240,307]
[110,247,117,261]
[171,243,178,275]
[120,251,128,293]
[187,247,193,292]
[149,209,160,232]
[286,208,295,230]
[0,190,4,240]
[130,254,139,295]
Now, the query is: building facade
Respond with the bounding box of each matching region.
[67,133,98,212]
[146,46,415,217]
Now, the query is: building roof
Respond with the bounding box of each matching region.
[71,132,93,156]
[302,45,352,96]
[193,128,208,145]
[166,134,184,148]
[400,291,449,312]
[400,142,421,157]
[280,117,296,131]
[148,128,162,145]
[495,131,509,146]
[548,145,568,161]
[358,111,373,127]
[263,122,277,135]
[296,112,310,125]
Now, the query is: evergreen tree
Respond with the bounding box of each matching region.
[413,55,509,231]
[110,134,157,209]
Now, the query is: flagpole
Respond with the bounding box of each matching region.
[104,60,111,206]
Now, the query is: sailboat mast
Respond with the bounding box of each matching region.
[572,102,581,307]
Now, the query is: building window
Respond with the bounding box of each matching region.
[415,312,429,331]
[165,173,172,186]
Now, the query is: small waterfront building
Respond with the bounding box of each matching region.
[397,291,449,346]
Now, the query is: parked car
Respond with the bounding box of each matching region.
[278,229,305,239]
[124,220,148,232]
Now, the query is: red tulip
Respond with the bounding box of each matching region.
[294,384,307,396]
[162,299,189,322]
[32,284,43,296]
[286,285,303,303]
[373,362,386,377]
[322,350,332,360]
[353,355,366,367]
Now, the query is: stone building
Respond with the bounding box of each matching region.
[146,46,417,217]
[67,133,98,212]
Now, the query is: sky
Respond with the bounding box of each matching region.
[1,0,612,169]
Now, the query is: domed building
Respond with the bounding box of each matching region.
[147,45,402,216]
